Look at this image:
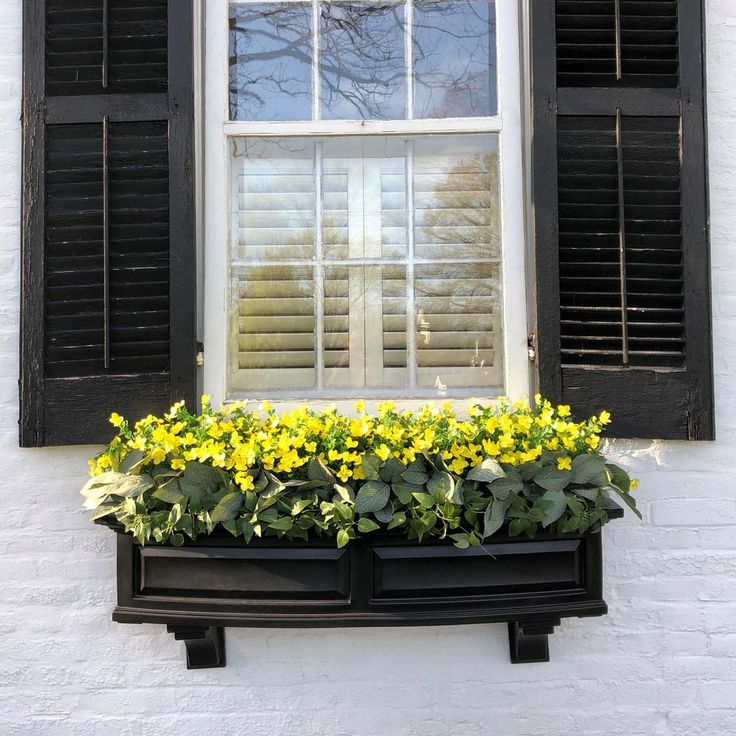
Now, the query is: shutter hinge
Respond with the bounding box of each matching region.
[527,333,537,363]
[196,341,204,367]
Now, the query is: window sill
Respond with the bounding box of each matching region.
[100,500,622,668]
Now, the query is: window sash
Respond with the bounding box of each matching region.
[204,0,529,408]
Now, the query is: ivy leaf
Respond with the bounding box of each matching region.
[609,485,643,519]
[361,454,382,481]
[357,518,380,533]
[89,503,119,522]
[411,492,435,510]
[483,497,508,538]
[170,533,185,547]
[541,489,567,527]
[307,457,334,484]
[291,498,313,515]
[209,492,243,524]
[571,454,607,486]
[333,484,355,503]
[467,457,506,483]
[268,516,294,532]
[336,528,350,548]
[355,480,391,513]
[387,511,407,530]
[119,449,146,474]
[401,459,429,486]
[533,465,572,493]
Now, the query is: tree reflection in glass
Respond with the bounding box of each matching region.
[229,3,313,121]
[320,2,406,120]
[413,0,497,118]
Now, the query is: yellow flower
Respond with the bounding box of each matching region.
[375,444,391,461]
[354,399,365,413]
[448,457,468,475]
[261,400,272,413]
[150,447,167,464]
[598,410,612,425]
[109,412,124,428]
[630,478,639,490]
[171,458,186,471]
[235,472,255,492]
[557,405,571,418]
[201,394,211,407]
[557,456,572,471]
[337,465,352,482]
[585,435,600,449]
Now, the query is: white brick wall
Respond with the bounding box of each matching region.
[1,1,734,734]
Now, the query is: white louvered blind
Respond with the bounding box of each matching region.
[229,134,502,397]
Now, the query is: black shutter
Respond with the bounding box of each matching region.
[20,0,196,447]
[532,0,713,440]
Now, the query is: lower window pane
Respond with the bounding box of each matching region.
[228,134,503,399]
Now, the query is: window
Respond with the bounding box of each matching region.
[204,0,528,405]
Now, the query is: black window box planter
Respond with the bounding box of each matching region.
[99,500,622,668]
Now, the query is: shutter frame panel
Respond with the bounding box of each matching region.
[20,0,196,447]
[532,0,713,440]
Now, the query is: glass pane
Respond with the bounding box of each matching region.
[413,135,500,261]
[228,135,502,399]
[320,2,406,120]
[231,138,315,261]
[324,264,407,389]
[413,0,497,118]
[229,2,313,121]
[322,137,406,260]
[415,262,502,389]
[231,265,317,392]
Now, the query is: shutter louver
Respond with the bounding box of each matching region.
[21,0,195,446]
[532,0,713,439]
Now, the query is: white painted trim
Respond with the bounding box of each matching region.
[203,0,532,407]
[223,117,504,137]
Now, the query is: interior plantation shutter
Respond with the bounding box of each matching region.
[531,0,714,440]
[20,0,196,446]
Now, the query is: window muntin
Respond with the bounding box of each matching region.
[229,134,502,397]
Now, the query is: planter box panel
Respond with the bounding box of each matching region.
[137,546,350,602]
[370,540,583,599]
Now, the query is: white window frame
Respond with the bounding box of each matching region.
[203,0,530,409]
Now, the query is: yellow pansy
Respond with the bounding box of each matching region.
[557,456,572,471]
[109,412,124,428]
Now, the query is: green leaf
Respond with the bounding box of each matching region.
[488,473,523,500]
[355,480,391,513]
[179,462,221,505]
[357,518,380,533]
[291,498,313,515]
[571,486,602,502]
[609,485,643,519]
[380,457,406,484]
[209,492,243,524]
[570,454,607,486]
[483,497,507,538]
[401,459,429,486]
[392,482,420,505]
[518,461,544,482]
[361,454,382,481]
[565,495,585,516]
[374,502,394,524]
[606,463,631,493]
[427,471,455,502]
[89,503,119,522]
[508,518,526,537]
[268,516,294,531]
[169,533,185,546]
[387,511,407,530]
[533,465,572,493]
[336,528,350,548]
[333,484,355,503]
[241,520,255,543]
[411,492,435,510]
[307,457,335,484]
[119,449,146,474]
[541,489,567,527]
[82,472,154,508]
[467,457,506,482]
[449,533,471,549]
[152,486,187,505]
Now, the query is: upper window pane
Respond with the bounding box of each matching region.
[320,2,406,120]
[229,3,313,121]
[413,0,497,118]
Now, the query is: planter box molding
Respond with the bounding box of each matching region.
[104,501,622,668]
